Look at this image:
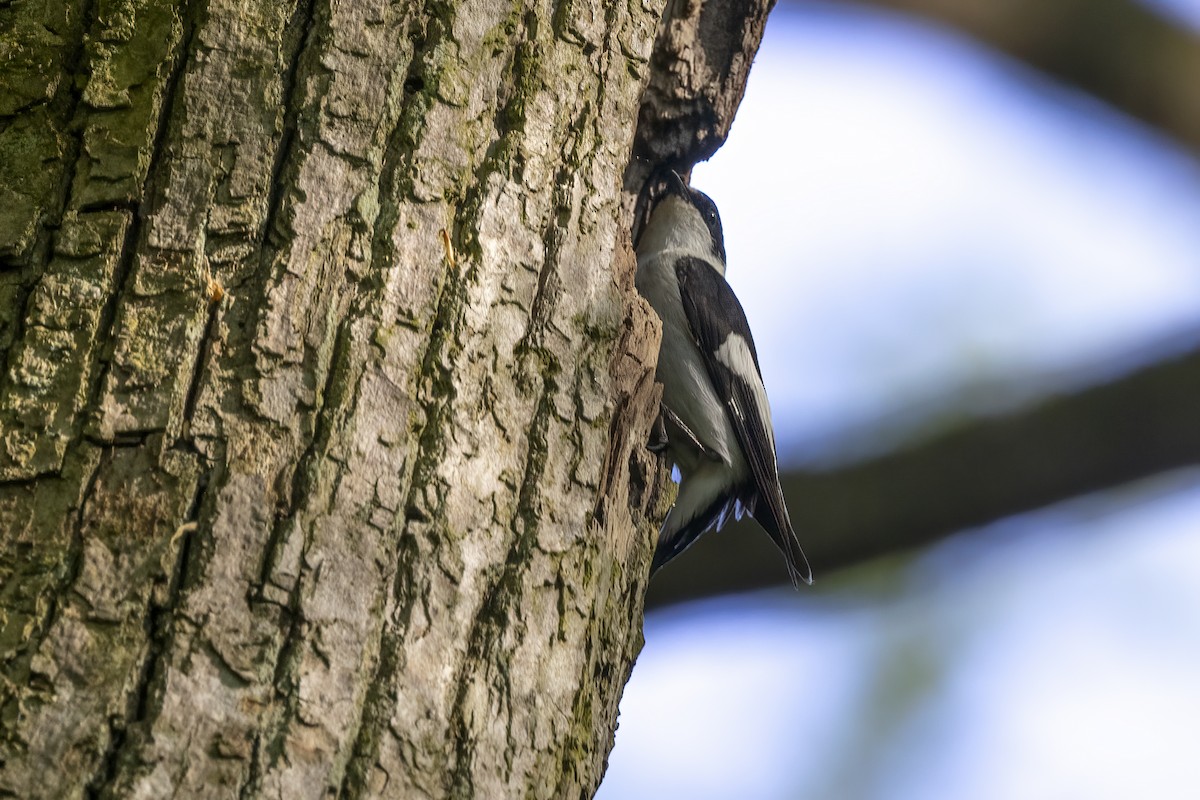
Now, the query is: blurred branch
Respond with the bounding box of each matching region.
[646,345,1200,607]
[836,0,1200,153]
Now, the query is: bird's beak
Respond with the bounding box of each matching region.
[665,169,689,197]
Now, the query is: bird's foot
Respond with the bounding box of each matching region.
[647,411,669,454]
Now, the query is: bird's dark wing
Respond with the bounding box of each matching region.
[674,257,812,585]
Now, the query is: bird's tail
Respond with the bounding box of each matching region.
[652,469,738,574]
[745,491,812,587]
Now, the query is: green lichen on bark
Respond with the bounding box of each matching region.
[1,210,131,478]
[73,0,184,207]
[0,0,80,265]
[0,0,190,480]
[0,447,101,700]
[0,109,69,266]
[0,0,77,115]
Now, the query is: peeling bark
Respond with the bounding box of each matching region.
[0,0,768,796]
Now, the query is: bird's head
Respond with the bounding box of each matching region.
[636,170,727,272]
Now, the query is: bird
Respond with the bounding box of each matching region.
[634,169,812,586]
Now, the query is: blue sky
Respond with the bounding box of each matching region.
[600,3,1200,798]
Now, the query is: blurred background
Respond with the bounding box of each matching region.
[600,1,1200,798]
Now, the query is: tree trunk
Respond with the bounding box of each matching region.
[0,0,769,796]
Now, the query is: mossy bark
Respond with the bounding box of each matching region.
[0,0,770,796]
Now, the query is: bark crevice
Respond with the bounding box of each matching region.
[256,0,322,259]
[0,0,96,370]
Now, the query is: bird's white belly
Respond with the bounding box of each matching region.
[635,252,745,478]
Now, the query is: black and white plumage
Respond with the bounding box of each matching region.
[635,170,812,586]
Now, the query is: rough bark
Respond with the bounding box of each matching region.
[0,0,771,796]
[648,341,1200,606]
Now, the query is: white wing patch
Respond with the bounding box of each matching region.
[715,332,775,448]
